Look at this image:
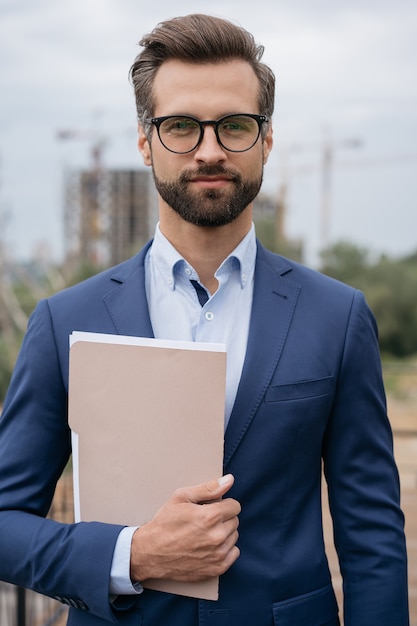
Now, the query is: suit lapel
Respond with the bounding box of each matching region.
[102,243,154,339]
[224,244,301,466]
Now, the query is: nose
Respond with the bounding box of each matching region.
[193,124,227,164]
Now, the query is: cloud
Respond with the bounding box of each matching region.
[0,0,416,262]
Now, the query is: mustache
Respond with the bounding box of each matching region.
[180,165,241,182]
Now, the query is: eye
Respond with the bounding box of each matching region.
[220,116,254,134]
[163,117,199,135]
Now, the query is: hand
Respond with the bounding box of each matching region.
[130,474,241,583]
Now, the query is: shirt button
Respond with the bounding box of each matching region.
[185,268,192,276]
[205,311,214,321]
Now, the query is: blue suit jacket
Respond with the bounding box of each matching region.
[0,242,409,625]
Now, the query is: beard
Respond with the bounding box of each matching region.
[152,164,263,227]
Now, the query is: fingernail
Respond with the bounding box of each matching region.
[218,474,233,487]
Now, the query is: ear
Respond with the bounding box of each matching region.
[262,125,273,165]
[138,123,152,166]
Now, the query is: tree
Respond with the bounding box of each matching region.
[320,242,417,358]
[319,241,371,289]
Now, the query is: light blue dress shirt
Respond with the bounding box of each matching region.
[110,222,256,595]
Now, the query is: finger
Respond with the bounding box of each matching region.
[222,514,240,537]
[219,496,242,518]
[223,544,240,570]
[176,474,235,505]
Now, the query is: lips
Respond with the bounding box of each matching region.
[190,175,233,189]
[187,167,237,186]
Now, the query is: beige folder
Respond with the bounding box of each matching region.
[68,332,226,601]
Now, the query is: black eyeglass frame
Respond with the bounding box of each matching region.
[145,113,268,154]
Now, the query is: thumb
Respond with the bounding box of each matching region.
[182,474,235,504]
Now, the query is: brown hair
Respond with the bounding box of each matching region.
[129,14,275,125]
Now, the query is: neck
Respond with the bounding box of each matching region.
[159,206,253,294]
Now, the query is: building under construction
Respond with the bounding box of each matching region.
[63,167,157,270]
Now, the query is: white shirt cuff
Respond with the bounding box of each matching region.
[110,526,143,596]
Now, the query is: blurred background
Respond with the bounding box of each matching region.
[1,0,417,379]
[0,1,416,624]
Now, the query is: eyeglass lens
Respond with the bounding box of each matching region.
[157,115,261,153]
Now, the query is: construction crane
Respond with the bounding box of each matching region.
[320,131,363,249]
[56,128,107,173]
[56,125,109,267]
[277,131,363,252]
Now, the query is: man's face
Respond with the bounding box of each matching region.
[138,58,273,227]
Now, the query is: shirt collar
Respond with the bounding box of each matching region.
[149,222,257,291]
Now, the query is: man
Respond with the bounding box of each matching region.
[0,13,409,626]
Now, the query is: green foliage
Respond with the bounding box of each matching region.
[254,217,278,253]
[0,265,62,404]
[255,216,303,262]
[64,260,104,287]
[0,329,24,401]
[12,280,39,317]
[319,242,371,288]
[320,241,417,358]
[0,337,13,402]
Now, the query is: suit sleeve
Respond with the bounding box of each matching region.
[322,290,409,625]
[0,299,126,623]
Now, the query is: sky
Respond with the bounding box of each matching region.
[0,0,416,267]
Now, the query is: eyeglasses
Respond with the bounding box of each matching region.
[146,113,268,154]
